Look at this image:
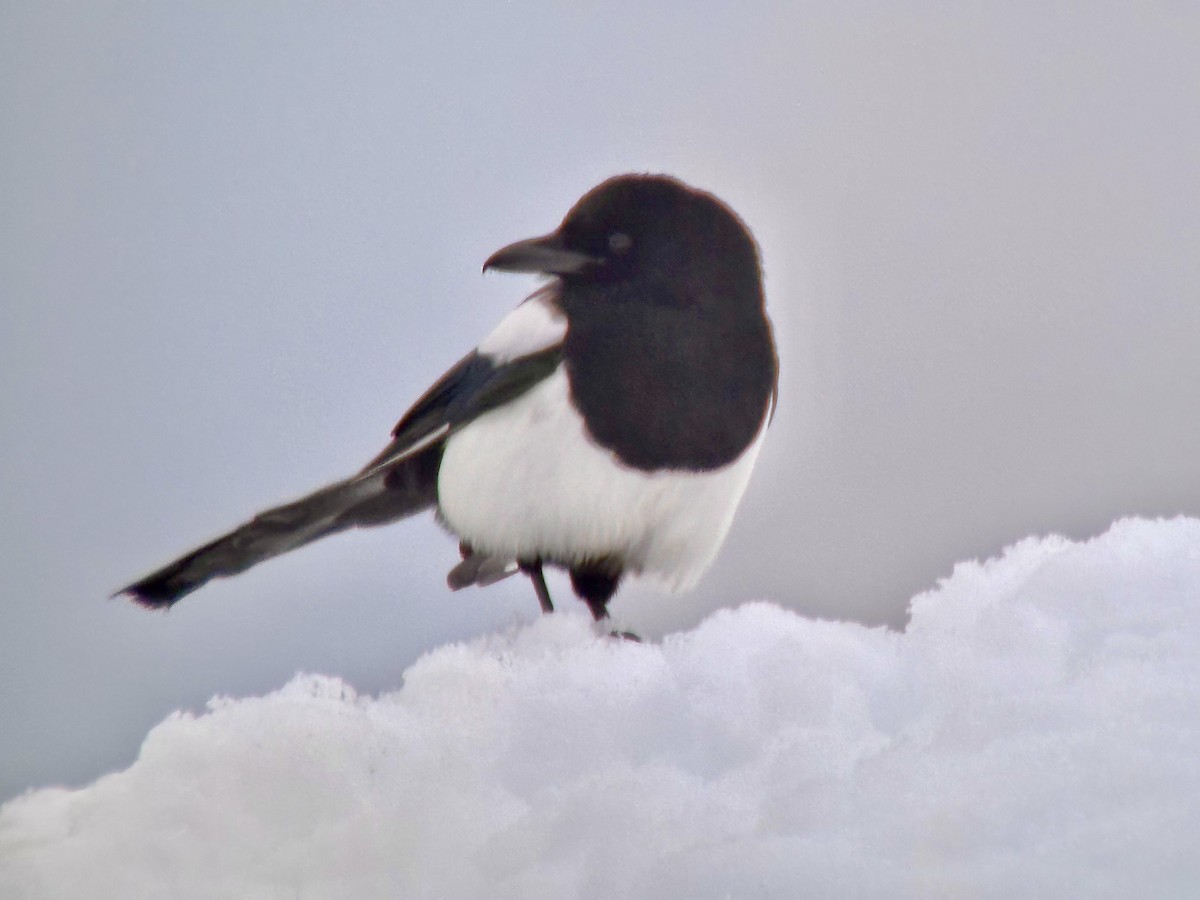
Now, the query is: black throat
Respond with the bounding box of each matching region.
[560,275,777,473]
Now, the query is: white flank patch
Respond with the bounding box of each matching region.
[475,285,566,364]
[437,366,767,590]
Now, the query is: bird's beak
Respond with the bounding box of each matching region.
[483,232,600,275]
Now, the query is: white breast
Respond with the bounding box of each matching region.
[436,366,767,592]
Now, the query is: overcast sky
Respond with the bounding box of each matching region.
[3,2,1199,801]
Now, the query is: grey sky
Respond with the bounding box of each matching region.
[3,2,1199,801]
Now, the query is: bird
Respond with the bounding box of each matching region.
[117,174,778,625]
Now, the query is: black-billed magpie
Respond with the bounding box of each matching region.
[118,174,778,622]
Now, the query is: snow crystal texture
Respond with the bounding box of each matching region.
[2,517,1198,899]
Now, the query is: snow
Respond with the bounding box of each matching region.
[3,517,1199,899]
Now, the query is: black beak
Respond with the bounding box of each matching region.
[483,232,600,275]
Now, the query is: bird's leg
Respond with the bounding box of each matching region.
[518,559,554,614]
[569,567,619,621]
[570,565,639,640]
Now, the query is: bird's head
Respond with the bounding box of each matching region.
[483,174,761,300]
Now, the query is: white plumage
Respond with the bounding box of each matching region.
[439,293,768,590]
[475,286,566,362]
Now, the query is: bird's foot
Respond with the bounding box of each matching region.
[607,629,642,642]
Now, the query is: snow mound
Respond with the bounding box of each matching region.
[3,518,1199,899]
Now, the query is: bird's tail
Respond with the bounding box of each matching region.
[116,445,442,608]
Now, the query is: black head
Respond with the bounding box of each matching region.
[489,174,776,471]
[484,174,763,310]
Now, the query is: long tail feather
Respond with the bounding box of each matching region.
[117,445,441,608]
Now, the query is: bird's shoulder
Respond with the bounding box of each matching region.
[359,287,567,475]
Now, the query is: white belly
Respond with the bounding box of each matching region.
[436,366,766,591]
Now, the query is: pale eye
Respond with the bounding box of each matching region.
[607,232,633,254]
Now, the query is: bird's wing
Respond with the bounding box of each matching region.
[357,345,562,477]
[358,285,568,476]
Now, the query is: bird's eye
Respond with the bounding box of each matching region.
[607,232,633,254]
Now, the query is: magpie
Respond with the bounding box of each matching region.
[118,174,778,623]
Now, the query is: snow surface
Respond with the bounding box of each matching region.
[3,518,1199,899]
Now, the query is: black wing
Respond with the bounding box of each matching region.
[119,345,564,608]
[359,344,563,475]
